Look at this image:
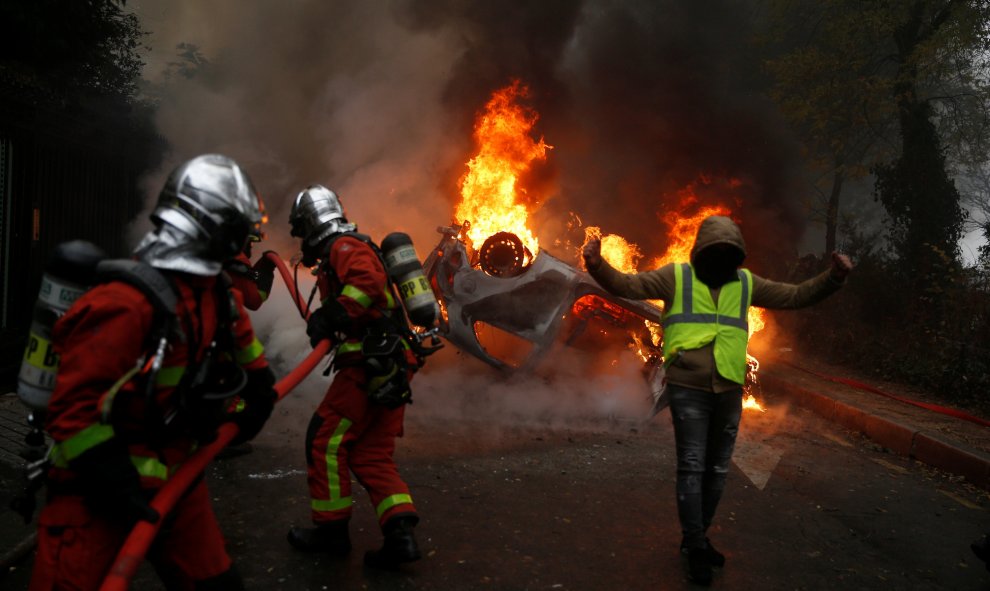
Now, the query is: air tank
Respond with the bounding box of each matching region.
[17,240,106,411]
[381,232,438,328]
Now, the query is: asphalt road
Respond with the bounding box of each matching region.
[4,350,990,590]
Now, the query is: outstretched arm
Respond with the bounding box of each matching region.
[583,237,674,302]
[752,251,853,309]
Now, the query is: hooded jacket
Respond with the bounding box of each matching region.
[588,216,844,393]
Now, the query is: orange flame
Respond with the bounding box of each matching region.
[743,394,766,412]
[455,81,549,258]
[585,226,643,274]
[578,185,770,411]
[647,194,766,340]
[648,199,733,268]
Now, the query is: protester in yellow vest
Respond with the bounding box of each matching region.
[584,215,852,586]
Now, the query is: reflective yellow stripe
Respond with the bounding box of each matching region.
[663,264,751,384]
[54,423,115,464]
[314,418,352,513]
[311,497,353,512]
[156,366,185,387]
[385,289,396,309]
[376,493,414,518]
[235,336,265,365]
[341,285,373,308]
[130,455,170,481]
[100,365,143,422]
[337,342,362,354]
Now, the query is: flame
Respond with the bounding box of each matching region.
[578,185,770,410]
[645,198,767,340]
[455,81,549,258]
[742,394,766,412]
[451,86,769,411]
[648,200,733,267]
[585,226,643,274]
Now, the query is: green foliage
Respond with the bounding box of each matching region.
[0,0,147,103]
[0,0,165,221]
[165,43,209,81]
[873,100,965,282]
[763,0,990,262]
[779,226,990,412]
[763,0,899,183]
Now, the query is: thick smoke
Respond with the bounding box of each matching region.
[134,0,805,265]
[132,0,811,424]
[396,0,806,270]
[129,1,468,255]
[250,276,656,428]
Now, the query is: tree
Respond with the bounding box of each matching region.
[0,0,146,103]
[874,1,990,287]
[763,0,990,266]
[763,1,896,255]
[959,164,990,269]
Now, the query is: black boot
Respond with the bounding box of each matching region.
[287,520,351,555]
[364,515,421,569]
[680,537,725,568]
[972,534,990,571]
[687,547,713,586]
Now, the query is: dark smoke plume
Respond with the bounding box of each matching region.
[133,0,805,272]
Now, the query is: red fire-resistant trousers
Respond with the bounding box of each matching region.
[30,479,233,591]
[306,365,416,527]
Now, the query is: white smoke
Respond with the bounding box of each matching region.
[408,343,653,428]
[127,1,468,255]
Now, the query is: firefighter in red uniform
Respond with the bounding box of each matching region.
[285,184,421,568]
[225,220,276,312]
[30,154,277,591]
[221,209,276,459]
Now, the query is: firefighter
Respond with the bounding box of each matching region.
[29,154,277,591]
[285,184,421,569]
[225,214,276,312]
[220,208,276,459]
[583,215,853,586]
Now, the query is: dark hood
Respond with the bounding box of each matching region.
[690,215,746,265]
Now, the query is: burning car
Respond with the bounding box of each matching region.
[419,80,765,413]
[422,221,666,388]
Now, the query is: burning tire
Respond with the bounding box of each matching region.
[479,231,530,277]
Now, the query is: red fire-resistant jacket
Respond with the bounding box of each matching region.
[45,272,268,489]
[316,235,396,347]
[227,252,266,311]
[315,235,413,418]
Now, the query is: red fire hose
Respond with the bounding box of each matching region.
[265,251,312,318]
[99,254,328,591]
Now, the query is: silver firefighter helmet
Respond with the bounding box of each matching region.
[249,193,269,244]
[289,184,356,247]
[134,154,263,276]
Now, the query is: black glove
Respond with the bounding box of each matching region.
[253,252,277,296]
[230,367,277,445]
[306,299,350,347]
[71,438,160,525]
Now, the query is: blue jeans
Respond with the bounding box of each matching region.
[669,384,743,549]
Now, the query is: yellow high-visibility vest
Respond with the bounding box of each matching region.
[661,263,753,384]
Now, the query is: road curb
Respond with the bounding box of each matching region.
[760,372,990,490]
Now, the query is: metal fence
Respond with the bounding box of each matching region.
[0,99,153,387]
